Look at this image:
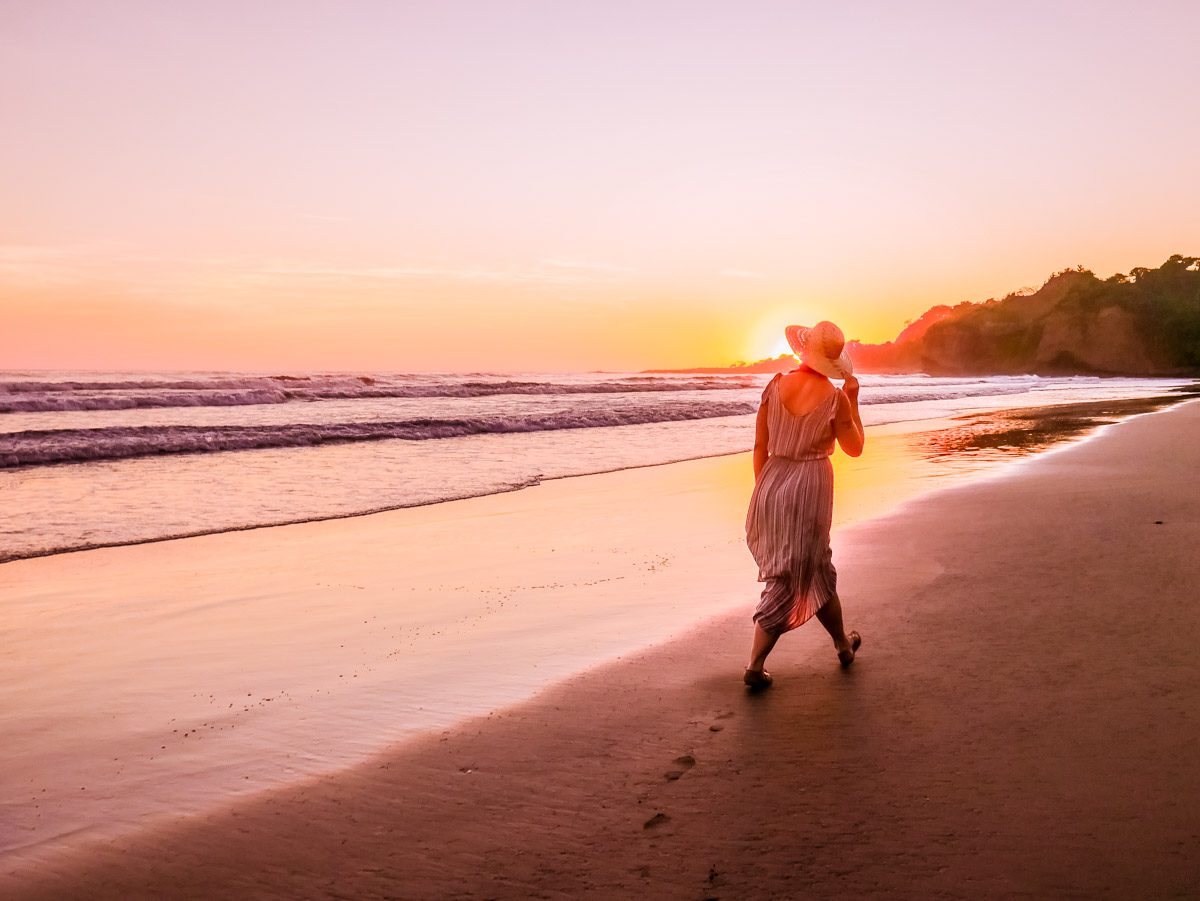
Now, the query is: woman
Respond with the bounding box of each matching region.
[743,320,865,689]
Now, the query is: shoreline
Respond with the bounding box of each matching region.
[5,399,1197,897]
[3,389,1193,567]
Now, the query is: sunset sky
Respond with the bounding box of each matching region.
[3,1,1198,372]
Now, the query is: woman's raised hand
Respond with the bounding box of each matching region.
[842,374,860,402]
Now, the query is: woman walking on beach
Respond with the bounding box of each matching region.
[744,321,865,689]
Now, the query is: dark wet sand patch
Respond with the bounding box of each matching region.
[919,385,1200,464]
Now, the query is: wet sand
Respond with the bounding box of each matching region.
[921,388,1200,459]
[4,400,1197,898]
[4,398,1128,868]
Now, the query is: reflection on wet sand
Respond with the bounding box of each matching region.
[919,389,1200,466]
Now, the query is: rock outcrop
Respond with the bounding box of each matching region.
[850,256,1200,376]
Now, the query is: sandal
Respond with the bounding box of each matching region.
[743,668,773,690]
[838,631,862,668]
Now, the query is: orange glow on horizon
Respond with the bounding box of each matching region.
[0,256,1188,372]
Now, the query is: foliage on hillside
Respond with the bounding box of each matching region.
[850,256,1200,376]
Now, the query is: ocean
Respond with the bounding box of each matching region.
[0,369,1192,564]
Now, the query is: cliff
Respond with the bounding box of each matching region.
[849,256,1200,376]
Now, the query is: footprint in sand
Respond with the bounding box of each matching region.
[663,754,696,781]
[643,812,670,829]
[709,710,735,732]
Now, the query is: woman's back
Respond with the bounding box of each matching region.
[765,371,837,461]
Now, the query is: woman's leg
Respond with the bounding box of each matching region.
[747,623,780,672]
[815,594,852,652]
[748,577,790,671]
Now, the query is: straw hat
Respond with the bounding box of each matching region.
[785,321,853,379]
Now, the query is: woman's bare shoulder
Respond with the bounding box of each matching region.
[760,372,783,401]
[781,369,836,395]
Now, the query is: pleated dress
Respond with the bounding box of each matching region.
[745,373,839,635]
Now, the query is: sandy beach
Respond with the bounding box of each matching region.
[5,401,1103,870]
[2,399,1195,898]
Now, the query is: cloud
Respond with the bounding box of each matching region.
[718,268,767,280]
[540,258,635,274]
[250,259,632,287]
[0,247,633,302]
[0,244,116,286]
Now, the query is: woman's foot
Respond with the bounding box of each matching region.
[837,631,862,668]
[743,667,773,690]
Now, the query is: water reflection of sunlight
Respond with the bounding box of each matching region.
[919,395,1191,471]
[824,393,1195,529]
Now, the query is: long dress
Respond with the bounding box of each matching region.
[745,373,840,635]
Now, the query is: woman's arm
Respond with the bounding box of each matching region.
[752,401,770,479]
[752,374,780,479]
[834,375,865,457]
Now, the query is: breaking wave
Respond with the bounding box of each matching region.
[0,375,759,413]
[0,401,758,468]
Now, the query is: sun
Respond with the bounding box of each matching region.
[768,335,795,360]
[744,307,820,362]
[745,310,803,363]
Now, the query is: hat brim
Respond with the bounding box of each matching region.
[785,325,854,379]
